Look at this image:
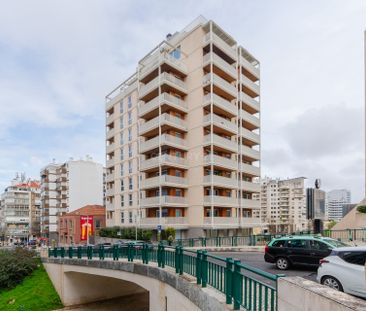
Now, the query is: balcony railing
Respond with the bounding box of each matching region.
[204,113,237,134]
[204,134,237,153]
[140,217,188,228]
[203,93,237,116]
[139,93,188,117]
[106,113,114,125]
[240,55,260,79]
[140,154,188,171]
[203,73,237,97]
[241,128,260,145]
[242,145,260,160]
[240,216,261,227]
[106,127,115,139]
[139,113,187,135]
[106,158,114,168]
[203,217,239,227]
[241,110,260,128]
[204,154,237,170]
[239,163,260,177]
[240,92,259,112]
[203,32,237,60]
[141,175,188,189]
[203,52,236,78]
[140,196,188,207]
[241,180,260,193]
[106,143,115,154]
[140,134,187,153]
[203,175,238,188]
[204,195,237,206]
[240,73,260,95]
[240,199,260,209]
[105,173,114,183]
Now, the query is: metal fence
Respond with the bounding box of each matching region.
[49,244,284,311]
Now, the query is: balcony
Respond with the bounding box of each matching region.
[140,154,188,171]
[139,52,188,80]
[240,216,261,227]
[241,92,259,113]
[203,52,236,79]
[242,146,260,161]
[241,128,260,145]
[203,73,237,98]
[139,113,187,136]
[204,154,237,170]
[106,112,115,125]
[240,199,260,209]
[241,181,260,193]
[239,163,260,177]
[139,73,187,99]
[140,217,188,229]
[105,173,114,183]
[106,142,115,154]
[106,202,114,210]
[139,93,188,118]
[240,55,260,79]
[203,175,237,189]
[204,134,237,153]
[204,195,238,207]
[240,73,260,96]
[203,114,237,134]
[140,134,187,153]
[106,158,114,168]
[140,196,188,207]
[106,127,115,140]
[241,110,260,129]
[141,175,188,189]
[203,32,236,60]
[203,93,237,117]
[203,217,239,228]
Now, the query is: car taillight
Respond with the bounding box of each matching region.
[319,259,329,265]
[265,245,269,253]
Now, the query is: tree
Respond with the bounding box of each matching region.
[327,220,337,230]
[357,205,366,214]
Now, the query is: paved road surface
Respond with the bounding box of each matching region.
[211,251,317,282]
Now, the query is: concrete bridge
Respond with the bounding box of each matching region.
[43,245,366,311]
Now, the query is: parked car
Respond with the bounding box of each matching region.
[317,246,366,298]
[264,235,349,270]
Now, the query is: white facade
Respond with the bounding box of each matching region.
[326,189,351,221]
[259,177,307,233]
[40,158,104,241]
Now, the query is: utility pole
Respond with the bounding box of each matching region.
[364,31,366,197]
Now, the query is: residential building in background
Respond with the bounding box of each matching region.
[58,205,105,246]
[259,177,306,233]
[306,179,326,233]
[326,189,351,221]
[0,175,40,244]
[105,16,261,238]
[40,157,104,242]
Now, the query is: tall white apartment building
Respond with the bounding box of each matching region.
[259,177,307,233]
[105,17,262,239]
[40,158,104,241]
[326,189,351,221]
[0,175,41,244]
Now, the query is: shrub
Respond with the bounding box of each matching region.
[161,227,176,241]
[0,248,38,289]
[357,205,366,214]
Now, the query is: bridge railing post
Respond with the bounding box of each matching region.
[77,246,81,259]
[53,248,57,258]
[99,245,105,260]
[161,243,165,268]
[68,246,73,259]
[201,250,208,288]
[232,259,242,310]
[225,257,233,304]
[48,248,51,258]
[175,245,179,273]
[179,246,183,275]
[196,250,202,285]
[60,247,65,258]
[87,246,92,260]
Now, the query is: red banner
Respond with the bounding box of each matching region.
[80,216,93,241]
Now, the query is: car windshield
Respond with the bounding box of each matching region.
[323,239,349,248]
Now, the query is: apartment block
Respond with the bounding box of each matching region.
[259,177,307,233]
[0,175,41,244]
[105,17,261,238]
[326,189,351,221]
[40,157,104,242]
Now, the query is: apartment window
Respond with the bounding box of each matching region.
[120,133,124,145]
[120,164,124,176]
[129,177,133,190]
[175,189,182,197]
[121,212,124,223]
[129,194,133,206]
[170,46,181,60]
[120,116,124,129]
[120,101,124,113]
[121,180,124,191]
[128,128,132,141]
[128,96,132,109]
[128,144,132,157]
[161,169,167,176]
[162,208,168,217]
[162,189,168,196]
[128,160,132,174]
[175,209,182,217]
[121,195,124,207]
[129,211,133,223]
[128,111,132,125]
[120,148,124,160]
[175,170,182,177]
[175,151,182,158]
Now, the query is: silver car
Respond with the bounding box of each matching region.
[317,246,366,298]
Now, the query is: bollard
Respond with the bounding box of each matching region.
[225,257,233,304]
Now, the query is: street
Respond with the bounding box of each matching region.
[211,251,318,282]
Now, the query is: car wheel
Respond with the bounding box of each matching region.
[321,276,343,292]
[276,257,290,270]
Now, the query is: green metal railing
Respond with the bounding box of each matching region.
[49,243,284,311]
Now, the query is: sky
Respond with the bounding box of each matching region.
[0,0,365,201]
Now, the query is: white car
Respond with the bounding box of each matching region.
[317,246,366,298]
